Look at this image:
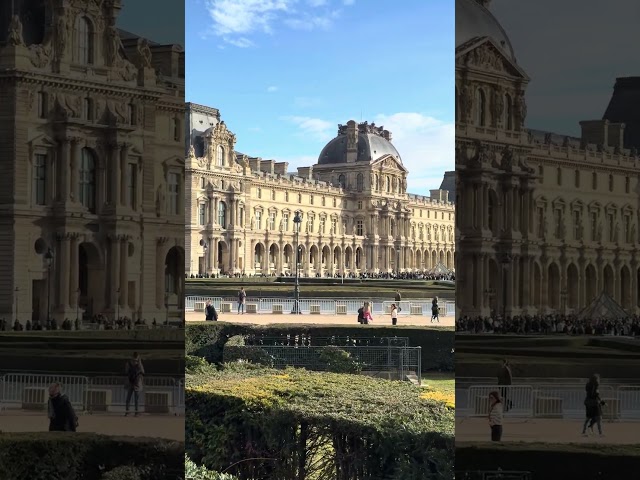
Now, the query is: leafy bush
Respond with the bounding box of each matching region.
[185,455,243,479]
[186,323,454,372]
[0,433,183,480]
[223,346,275,367]
[186,364,454,480]
[317,346,363,373]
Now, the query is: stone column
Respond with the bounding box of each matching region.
[70,139,81,203]
[69,235,79,307]
[212,237,218,272]
[110,143,120,206]
[110,236,121,309]
[58,139,70,201]
[156,241,165,309]
[57,234,70,312]
[120,143,130,206]
[120,236,129,307]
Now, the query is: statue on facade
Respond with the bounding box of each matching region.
[137,39,153,69]
[155,184,165,216]
[54,11,68,61]
[402,177,407,192]
[470,140,488,166]
[515,93,527,126]
[461,86,473,122]
[188,145,196,159]
[500,144,513,169]
[493,88,504,124]
[596,219,603,242]
[105,25,121,66]
[7,15,24,46]
[631,223,637,243]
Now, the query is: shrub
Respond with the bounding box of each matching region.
[185,455,243,480]
[317,346,363,373]
[186,323,454,372]
[0,433,183,480]
[186,364,454,480]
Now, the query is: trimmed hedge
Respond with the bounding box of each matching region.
[456,443,640,480]
[186,323,454,372]
[0,433,183,480]
[186,363,454,480]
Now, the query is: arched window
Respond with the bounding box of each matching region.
[475,88,486,126]
[386,176,391,193]
[73,16,93,64]
[79,148,96,212]
[356,173,364,192]
[338,174,346,188]
[504,94,513,130]
[217,145,224,166]
[218,201,227,228]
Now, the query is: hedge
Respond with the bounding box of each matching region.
[186,455,243,480]
[456,443,640,480]
[186,363,454,480]
[186,323,454,372]
[0,433,183,480]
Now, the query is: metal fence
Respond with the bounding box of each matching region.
[186,296,455,317]
[243,335,410,347]
[460,384,640,420]
[250,345,422,383]
[0,373,184,415]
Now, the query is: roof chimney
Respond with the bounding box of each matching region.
[346,120,357,163]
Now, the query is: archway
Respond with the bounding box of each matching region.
[415,250,422,270]
[567,263,579,310]
[218,241,229,273]
[309,245,319,271]
[603,264,614,298]
[254,243,264,273]
[269,244,279,273]
[547,263,560,310]
[322,245,331,270]
[333,246,341,270]
[621,265,631,309]
[585,264,597,304]
[431,250,437,270]
[390,247,396,270]
[283,244,293,273]
[78,242,103,319]
[345,246,352,269]
[164,246,185,310]
[355,247,363,270]
[446,251,452,270]
[439,250,445,266]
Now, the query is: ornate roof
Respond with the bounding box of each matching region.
[455,0,515,61]
[317,121,402,165]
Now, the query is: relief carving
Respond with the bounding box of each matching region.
[137,39,153,69]
[460,85,473,122]
[29,44,52,68]
[515,93,527,126]
[54,10,69,61]
[7,15,24,46]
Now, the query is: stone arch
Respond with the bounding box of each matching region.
[548,262,561,310]
[322,245,331,269]
[446,250,453,270]
[283,244,293,272]
[309,245,319,271]
[355,246,363,269]
[268,243,279,272]
[253,242,265,272]
[345,246,353,269]
[77,241,104,319]
[431,250,437,269]
[415,249,422,270]
[585,264,597,304]
[164,246,185,310]
[621,265,631,310]
[567,263,579,310]
[333,246,341,269]
[603,264,614,298]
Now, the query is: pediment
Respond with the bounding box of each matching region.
[372,155,407,172]
[456,36,529,80]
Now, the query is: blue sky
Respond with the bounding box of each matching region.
[117,0,184,47]
[492,0,640,136]
[186,0,454,195]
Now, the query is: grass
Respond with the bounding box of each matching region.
[421,373,455,408]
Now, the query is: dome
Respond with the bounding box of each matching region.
[317,121,402,165]
[456,0,515,61]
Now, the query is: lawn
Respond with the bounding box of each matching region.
[421,373,455,408]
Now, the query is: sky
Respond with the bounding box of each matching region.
[117,0,185,47]
[186,0,454,195]
[491,0,640,137]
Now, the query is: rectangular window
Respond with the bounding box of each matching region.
[255,211,262,230]
[257,188,262,199]
[38,92,47,119]
[200,177,205,189]
[573,210,580,240]
[269,212,276,230]
[537,207,544,238]
[84,98,93,121]
[239,207,244,227]
[127,163,137,209]
[333,198,336,207]
[285,192,289,202]
[592,172,597,190]
[554,209,562,237]
[608,213,615,242]
[283,213,289,231]
[331,218,337,234]
[591,212,597,241]
[172,117,180,141]
[310,195,314,205]
[357,201,363,210]
[320,217,325,234]
[33,154,47,205]
[129,103,136,126]
[307,215,314,233]
[625,215,631,243]
[626,176,630,194]
[199,204,206,225]
[168,173,180,214]
[356,220,363,236]
[271,190,276,201]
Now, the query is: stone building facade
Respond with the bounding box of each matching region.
[456,0,640,317]
[186,103,455,277]
[0,0,185,325]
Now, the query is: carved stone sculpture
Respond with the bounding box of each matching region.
[493,88,504,124]
[461,86,473,122]
[8,15,24,46]
[137,39,153,69]
[54,11,68,61]
[500,145,513,169]
[515,93,527,126]
[105,25,122,66]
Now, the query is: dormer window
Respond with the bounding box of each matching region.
[73,16,94,64]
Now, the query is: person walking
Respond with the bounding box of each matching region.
[395,290,402,302]
[205,301,218,321]
[362,302,373,324]
[125,352,145,417]
[48,383,78,432]
[497,359,513,412]
[582,373,605,437]
[390,303,398,326]
[238,288,247,314]
[431,297,440,323]
[488,390,504,441]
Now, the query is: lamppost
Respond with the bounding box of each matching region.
[292,212,302,314]
[203,241,208,276]
[45,248,54,324]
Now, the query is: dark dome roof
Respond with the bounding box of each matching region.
[456,0,515,61]
[317,122,402,165]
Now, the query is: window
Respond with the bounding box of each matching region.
[126,162,137,209]
[626,176,630,194]
[33,154,47,205]
[283,213,289,231]
[625,215,631,243]
[257,188,262,199]
[331,218,337,234]
[338,174,346,188]
[217,145,224,166]
[307,215,315,233]
[386,177,391,193]
[239,207,244,227]
[333,198,336,207]
[310,195,314,205]
[217,201,226,227]
[420,210,423,218]
[255,210,262,230]
[168,173,180,215]
[608,213,615,242]
[475,88,486,126]
[356,219,363,236]
[557,167,562,186]
[537,207,544,238]
[37,92,47,118]
[271,190,276,201]
[419,226,424,240]
[609,174,614,192]
[84,98,93,121]
[269,212,276,230]
[199,204,206,225]
[554,209,562,237]
[504,94,513,130]
[320,217,326,234]
[128,103,136,125]
[574,170,580,188]
[591,212,597,241]
[173,117,180,142]
[285,192,289,202]
[356,173,364,192]
[298,193,302,203]
[200,177,205,189]
[357,201,362,210]
[73,16,93,64]
[573,210,580,240]
[592,172,597,190]
[79,148,96,212]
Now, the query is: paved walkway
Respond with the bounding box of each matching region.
[0,411,184,440]
[186,311,454,327]
[456,417,640,444]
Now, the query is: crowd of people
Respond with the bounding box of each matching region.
[188,269,455,281]
[456,314,640,336]
[1,315,184,331]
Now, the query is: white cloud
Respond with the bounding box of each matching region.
[293,96,323,108]
[373,113,454,195]
[204,0,354,46]
[282,115,335,141]
[267,86,279,92]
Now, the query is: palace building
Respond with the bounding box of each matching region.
[0,0,185,325]
[186,103,455,277]
[456,0,640,317]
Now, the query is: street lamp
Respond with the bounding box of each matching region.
[202,241,208,276]
[44,248,54,324]
[292,211,302,314]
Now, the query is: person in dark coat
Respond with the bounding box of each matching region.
[497,359,513,412]
[582,373,605,436]
[431,297,440,323]
[125,352,145,416]
[48,383,78,432]
[395,290,402,302]
[204,300,218,321]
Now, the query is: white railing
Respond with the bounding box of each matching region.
[0,373,183,415]
[185,296,455,317]
[461,383,640,420]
